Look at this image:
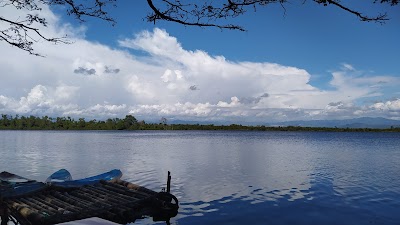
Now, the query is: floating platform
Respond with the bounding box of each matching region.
[0,171,178,225]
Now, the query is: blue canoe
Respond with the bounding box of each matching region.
[0,171,46,198]
[46,169,122,188]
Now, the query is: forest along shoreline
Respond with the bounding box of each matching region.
[1,114,400,132]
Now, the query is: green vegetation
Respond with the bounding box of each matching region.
[1,114,400,132]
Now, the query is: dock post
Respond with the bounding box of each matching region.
[0,202,9,225]
[167,171,171,193]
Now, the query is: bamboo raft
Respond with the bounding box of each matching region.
[0,172,178,225]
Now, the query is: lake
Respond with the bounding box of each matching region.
[1,130,400,225]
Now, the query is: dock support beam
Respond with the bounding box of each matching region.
[0,202,9,225]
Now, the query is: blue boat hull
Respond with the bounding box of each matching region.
[1,169,123,197]
[0,171,46,198]
[46,169,122,188]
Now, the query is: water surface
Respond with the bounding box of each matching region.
[1,130,399,225]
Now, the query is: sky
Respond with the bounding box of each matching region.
[0,0,399,124]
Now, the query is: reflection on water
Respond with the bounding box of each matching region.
[1,130,400,225]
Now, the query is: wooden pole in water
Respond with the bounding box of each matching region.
[167,171,171,193]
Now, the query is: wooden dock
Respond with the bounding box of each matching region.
[0,174,178,225]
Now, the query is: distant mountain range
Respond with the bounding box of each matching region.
[169,117,400,129]
[268,117,400,129]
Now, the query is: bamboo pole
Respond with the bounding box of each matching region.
[80,186,130,205]
[70,190,112,208]
[96,185,143,202]
[101,181,152,198]
[18,198,55,216]
[37,194,80,213]
[9,202,43,224]
[29,196,59,213]
[113,180,156,196]
[51,192,92,209]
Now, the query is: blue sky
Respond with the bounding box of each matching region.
[0,1,399,123]
[68,1,400,74]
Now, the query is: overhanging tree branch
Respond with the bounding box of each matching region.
[146,0,246,30]
[324,0,389,23]
[145,0,397,31]
[0,0,398,56]
[56,0,117,24]
[0,0,116,56]
[0,16,70,56]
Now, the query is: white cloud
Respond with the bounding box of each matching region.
[217,97,241,108]
[370,99,400,111]
[0,5,399,123]
[119,28,185,58]
[342,63,355,71]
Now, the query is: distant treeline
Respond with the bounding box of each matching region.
[1,114,400,132]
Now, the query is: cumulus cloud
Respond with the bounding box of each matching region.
[370,99,400,111]
[74,67,96,75]
[328,102,342,107]
[0,4,399,123]
[0,85,79,115]
[240,93,269,104]
[104,66,120,74]
[189,85,198,91]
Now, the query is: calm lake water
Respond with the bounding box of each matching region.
[1,130,400,225]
